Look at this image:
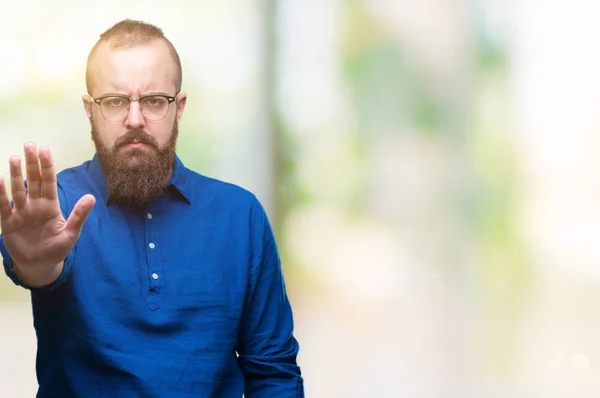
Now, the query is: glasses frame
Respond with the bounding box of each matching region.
[88,93,178,122]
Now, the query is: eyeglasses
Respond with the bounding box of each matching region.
[88,94,177,122]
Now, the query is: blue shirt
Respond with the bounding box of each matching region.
[1,154,304,397]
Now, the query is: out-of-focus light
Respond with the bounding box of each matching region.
[0,41,26,98]
[39,42,74,80]
[571,352,591,369]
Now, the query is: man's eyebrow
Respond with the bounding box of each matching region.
[97,92,129,97]
[141,91,172,96]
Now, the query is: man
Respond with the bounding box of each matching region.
[0,19,304,397]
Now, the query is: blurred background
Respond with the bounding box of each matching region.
[2,0,600,396]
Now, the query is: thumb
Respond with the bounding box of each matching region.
[65,194,96,235]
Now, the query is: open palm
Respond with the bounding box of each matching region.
[0,143,95,276]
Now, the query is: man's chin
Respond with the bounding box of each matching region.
[116,149,156,165]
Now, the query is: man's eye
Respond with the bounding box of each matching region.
[144,97,166,107]
[106,98,125,107]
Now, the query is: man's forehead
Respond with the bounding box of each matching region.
[91,40,170,66]
[88,40,176,94]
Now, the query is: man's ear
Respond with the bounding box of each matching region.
[175,92,187,121]
[81,94,93,120]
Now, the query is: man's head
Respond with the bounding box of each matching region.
[82,19,187,208]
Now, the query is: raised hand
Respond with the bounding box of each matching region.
[0,142,95,287]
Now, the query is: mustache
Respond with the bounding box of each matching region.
[114,130,158,149]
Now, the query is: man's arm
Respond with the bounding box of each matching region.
[236,200,304,398]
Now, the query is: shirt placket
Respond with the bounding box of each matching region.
[145,210,162,310]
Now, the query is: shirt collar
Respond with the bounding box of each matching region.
[88,153,192,206]
[165,154,192,204]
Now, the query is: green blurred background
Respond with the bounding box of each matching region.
[2,0,600,397]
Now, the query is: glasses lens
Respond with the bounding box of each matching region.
[100,97,129,121]
[140,96,170,120]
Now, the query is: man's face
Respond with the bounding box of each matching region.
[83,40,187,207]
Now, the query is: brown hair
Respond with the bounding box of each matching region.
[85,19,182,95]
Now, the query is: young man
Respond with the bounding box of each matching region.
[0,19,303,397]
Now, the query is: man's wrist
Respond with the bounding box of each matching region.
[12,260,65,289]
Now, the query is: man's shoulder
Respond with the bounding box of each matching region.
[56,159,92,179]
[46,159,97,215]
[186,168,265,218]
[55,159,95,189]
[182,167,263,210]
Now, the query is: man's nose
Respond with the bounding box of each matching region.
[125,101,145,129]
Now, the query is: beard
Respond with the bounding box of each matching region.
[91,119,178,209]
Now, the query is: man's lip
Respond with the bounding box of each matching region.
[125,142,146,148]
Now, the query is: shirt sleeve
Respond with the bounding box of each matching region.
[236,199,304,398]
[1,182,75,293]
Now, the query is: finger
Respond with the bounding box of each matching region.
[39,147,57,201]
[65,194,96,235]
[9,156,26,209]
[24,142,41,199]
[0,175,12,221]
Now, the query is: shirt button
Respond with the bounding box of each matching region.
[152,273,159,280]
[149,242,156,249]
[147,213,153,220]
